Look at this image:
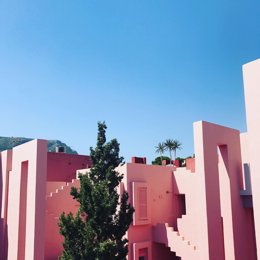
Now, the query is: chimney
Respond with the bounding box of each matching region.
[131,157,147,164]
[56,146,66,153]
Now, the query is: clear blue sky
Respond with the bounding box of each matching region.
[0,0,260,162]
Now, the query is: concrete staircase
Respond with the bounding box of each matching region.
[153,222,198,260]
[173,167,196,194]
[44,179,80,260]
[46,179,80,217]
[153,167,198,259]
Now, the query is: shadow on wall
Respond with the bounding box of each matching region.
[0,153,3,260]
[172,174,186,219]
[0,154,8,260]
[154,223,169,246]
[0,156,9,260]
[153,241,179,260]
[1,224,9,260]
[0,153,2,219]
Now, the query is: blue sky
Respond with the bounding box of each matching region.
[0,0,260,162]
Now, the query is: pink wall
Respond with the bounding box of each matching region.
[243,59,260,259]
[126,163,180,227]
[124,121,258,259]
[44,179,80,260]
[152,242,179,260]
[46,152,91,182]
[0,145,92,260]
[44,153,90,260]
[3,140,48,260]
[122,163,184,260]
[0,150,12,260]
[186,158,195,172]
[194,121,256,260]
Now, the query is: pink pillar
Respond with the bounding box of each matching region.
[0,150,13,260]
[194,121,255,260]
[243,59,260,259]
[17,161,29,260]
[6,140,47,260]
[194,121,224,260]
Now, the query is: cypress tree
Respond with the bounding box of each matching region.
[58,122,134,260]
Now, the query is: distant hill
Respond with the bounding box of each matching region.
[0,137,78,154]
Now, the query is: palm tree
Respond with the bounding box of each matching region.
[172,139,182,160]
[155,142,166,165]
[164,139,175,165]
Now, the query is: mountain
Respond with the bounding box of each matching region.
[0,137,78,154]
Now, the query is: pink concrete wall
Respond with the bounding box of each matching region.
[122,163,183,260]
[0,149,12,260]
[240,133,250,191]
[172,166,200,258]
[126,163,180,227]
[46,182,66,197]
[5,139,47,260]
[44,179,80,260]
[243,59,260,259]
[185,158,195,172]
[194,121,256,260]
[0,146,91,260]
[46,152,91,182]
[240,133,250,165]
[152,242,178,260]
[174,159,180,167]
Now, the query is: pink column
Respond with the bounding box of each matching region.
[243,59,260,259]
[194,121,225,260]
[0,150,13,260]
[6,139,47,260]
[194,121,255,260]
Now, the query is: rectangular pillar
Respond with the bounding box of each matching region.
[243,59,260,259]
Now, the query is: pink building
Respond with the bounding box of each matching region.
[1,59,260,260]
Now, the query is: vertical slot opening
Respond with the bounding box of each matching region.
[139,248,148,260]
[18,161,28,260]
[177,194,186,217]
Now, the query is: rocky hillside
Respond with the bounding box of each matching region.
[0,137,78,154]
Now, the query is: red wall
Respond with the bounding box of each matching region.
[46,152,92,182]
[186,158,195,173]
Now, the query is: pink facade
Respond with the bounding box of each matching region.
[1,59,260,260]
[0,146,91,260]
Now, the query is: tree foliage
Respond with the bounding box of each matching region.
[164,139,175,163]
[155,142,166,164]
[152,156,171,165]
[59,122,134,260]
[172,140,182,160]
[164,139,182,162]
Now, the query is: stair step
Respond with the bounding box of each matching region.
[154,223,198,258]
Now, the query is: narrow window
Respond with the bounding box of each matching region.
[138,187,148,220]
[18,161,28,260]
[132,182,150,225]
